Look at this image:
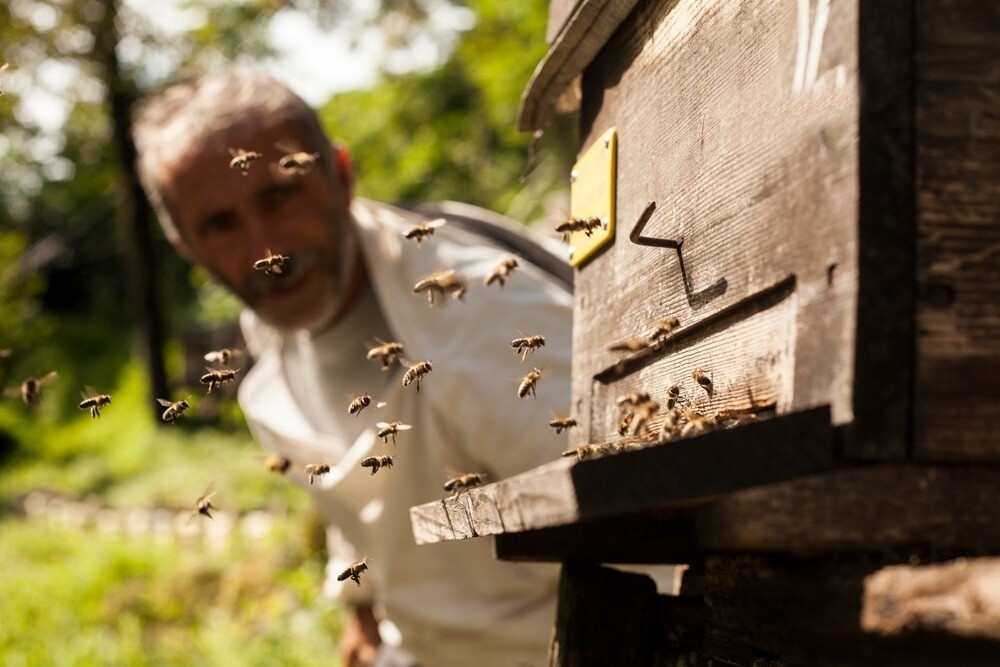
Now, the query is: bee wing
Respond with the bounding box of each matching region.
[395,423,413,431]
[204,351,221,363]
[38,371,59,385]
[425,217,447,229]
[228,147,239,157]
[156,398,174,407]
[375,422,392,430]
[374,401,387,409]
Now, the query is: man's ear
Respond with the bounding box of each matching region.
[331,140,353,208]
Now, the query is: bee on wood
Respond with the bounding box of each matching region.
[648,317,680,342]
[510,334,545,361]
[200,367,240,394]
[189,487,218,521]
[632,399,660,436]
[657,407,685,443]
[412,270,467,305]
[403,218,447,246]
[484,257,519,287]
[277,148,321,175]
[228,147,262,175]
[548,414,577,435]
[617,411,634,437]
[680,408,715,438]
[305,463,331,485]
[692,369,713,396]
[348,392,386,417]
[204,348,244,367]
[4,371,58,406]
[157,397,191,424]
[555,216,603,242]
[366,339,404,371]
[616,390,651,408]
[561,443,615,461]
[337,558,370,586]
[376,421,412,445]
[665,385,682,410]
[263,453,292,474]
[443,472,486,496]
[78,387,112,418]
[253,249,289,275]
[401,360,432,391]
[517,367,543,399]
[607,337,649,353]
[360,455,396,476]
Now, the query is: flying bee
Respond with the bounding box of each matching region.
[4,371,58,406]
[616,390,651,408]
[366,339,404,371]
[607,337,649,353]
[561,443,616,461]
[412,270,467,305]
[617,410,634,436]
[649,316,680,342]
[548,414,577,435]
[632,399,660,436]
[376,421,412,445]
[337,558,370,586]
[263,453,292,474]
[510,334,546,361]
[253,249,289,275]
[188,487,218,521]
[228,147,262,175]
[305,463,331,485]
[484,257,519,287]
[360,455,396,475]
[0,63,9,96]
[203,348,244,367]
[555,216,603,242]
[516,367,543,399]
[200,367,240,394]
[78,387,112,418]
[401,360,433,392]
[403,218,447,246]
[692,369,713,396]
[443,472,486,496]
[348,392,386,417]
[277,148,321,175]
[157,397,191,424]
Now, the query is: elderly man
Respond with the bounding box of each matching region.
[134,70,573,667]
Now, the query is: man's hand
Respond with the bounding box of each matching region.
[340,605,381,667]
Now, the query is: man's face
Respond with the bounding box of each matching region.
[160,119,356,332]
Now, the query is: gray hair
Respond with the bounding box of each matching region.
[133,69,333,245]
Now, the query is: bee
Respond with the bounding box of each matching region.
[253,249,289,275]
[337,558,370,586]
[403,218,447,246]
[366,339,404,371]
[632,399,660,436]
[305,463,331,485]
[443,472,486,496]
[665,385,682,410]
[348,392,386,416]
[277,148,321,175]
[679,408,715,438]
[228,147,262,175]
[376,421,412,445]
[412,270,467,305]
[648,317,680,342]
[657,407,685,443]
[401,360,433,391]
[484,257,519,287]
[517,367,543,399]
[561,443,615,461]
[263,453,292,474]
[157,397,191,424]
[617,411,634,436]
[510,334,546,361]
[548,415,577,435]
[203,348,244,367]
[78,387,112,418]
[200,367,240,394]
[616,390,651,408]
[0,63,8,96]
[555,216,603,242]
[189,487,218,521]
[692,369,713,396]
[360,455,396,475]
[607,337,649,353]
[4,371,58,406]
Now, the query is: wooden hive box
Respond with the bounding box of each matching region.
[522,0,1000,466]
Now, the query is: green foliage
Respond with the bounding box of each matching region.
[0,231,53,357]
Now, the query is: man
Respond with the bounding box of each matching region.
[134,69,573,667]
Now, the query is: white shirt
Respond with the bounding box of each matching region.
[238,199,574,667]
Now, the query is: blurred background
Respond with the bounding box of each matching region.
[0,0,575,663]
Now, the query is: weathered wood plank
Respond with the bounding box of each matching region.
[914,0,1000,459]
[410,406,834,544]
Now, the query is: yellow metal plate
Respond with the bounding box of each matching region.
[568,128,617,267]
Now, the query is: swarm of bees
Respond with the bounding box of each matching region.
[4,371,58,406]
[555,216,603,242]
[548,415,577,435]
[228,148,262,175]
[401,360,433,391]
[511,334,545,362]
[485,257,519,287]
[348,392,386,417]
[157,397,191,424]
[277,149,321,175]
[253,249,289,275]
[443,472,486,496]
[263,453,292,474]
[412,270,467,305]
[189,487,218,521]
[366,339,404,371]
[361,454,396,476]
[79,388,112,419]
[403,218,447,246]
[376,421,412,445]
[337,558,370,586]
[517,367,543,399]
[305,463,331,485]
[200,367,240,394]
